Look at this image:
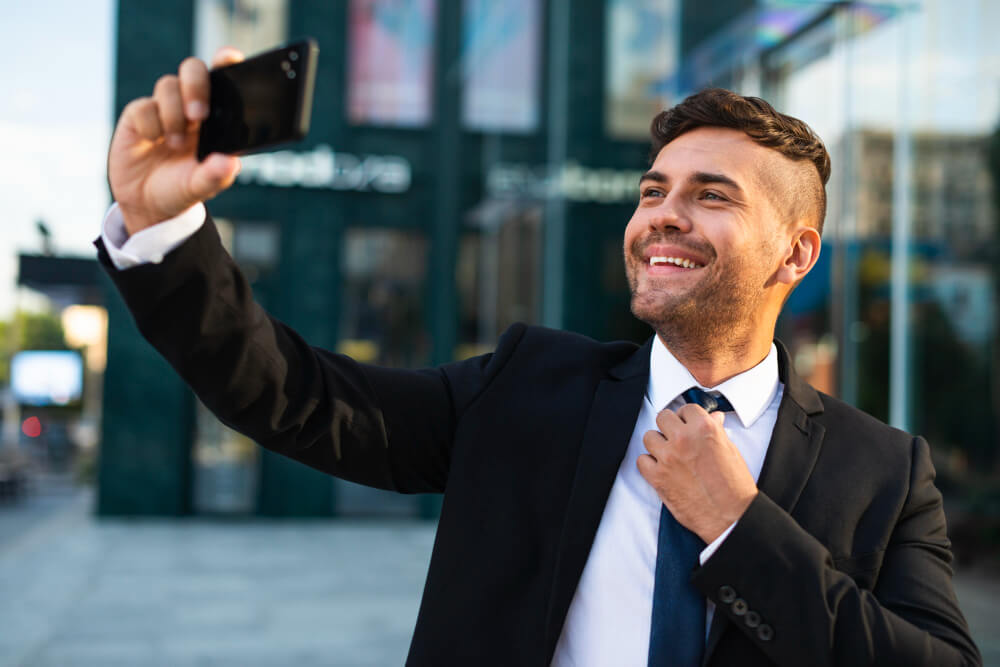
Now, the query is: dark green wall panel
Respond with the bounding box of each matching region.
[98,273,194,516]
[99,0,198,516]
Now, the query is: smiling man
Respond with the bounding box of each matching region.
[98,49,979,667]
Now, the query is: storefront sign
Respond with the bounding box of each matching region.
[237,144,412,193]
[486,162,643,204]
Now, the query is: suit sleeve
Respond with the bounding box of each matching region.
[692,436,981,667]
[96,212,523,494]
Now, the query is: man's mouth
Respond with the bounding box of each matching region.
[648,256,703,269]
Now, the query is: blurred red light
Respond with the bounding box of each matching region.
[22,416,41,438]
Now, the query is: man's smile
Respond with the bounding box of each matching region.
[638,243,710,277]
[649,256,702,269]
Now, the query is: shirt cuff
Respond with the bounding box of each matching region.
[101,202,206,270]
[699,521,737,565]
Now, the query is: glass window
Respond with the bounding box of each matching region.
[338,228,429,368]
[233,221,281,284]
[456,203,542,357]
[347,0,437,127]
[461,0,541,132]
[192,400,259,514]
[194,0,288,63]
[604,0,679,138]
[771,0,1000,481]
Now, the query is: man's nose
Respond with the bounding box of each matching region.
[647,195,693,233]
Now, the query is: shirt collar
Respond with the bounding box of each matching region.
[646,335,780,429]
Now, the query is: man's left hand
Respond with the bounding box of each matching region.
[637,404,758,544]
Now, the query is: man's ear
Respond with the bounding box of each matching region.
[776,225,821,286]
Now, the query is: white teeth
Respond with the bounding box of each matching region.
[649,256,701,269]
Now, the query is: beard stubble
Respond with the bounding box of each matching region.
[625,232,770,363]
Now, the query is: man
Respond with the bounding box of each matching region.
[98,48,980,666]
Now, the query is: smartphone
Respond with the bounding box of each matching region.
[197,39,319,161]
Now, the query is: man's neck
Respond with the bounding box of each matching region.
[656,331,774,389]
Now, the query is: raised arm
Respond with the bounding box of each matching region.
[101,51,518,493]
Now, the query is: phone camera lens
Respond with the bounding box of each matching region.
[289,51,299,61]
[287,70,297,79]
[281,60,291,71]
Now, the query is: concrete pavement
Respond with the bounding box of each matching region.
[1,486,432,666]
[2,483,998,666]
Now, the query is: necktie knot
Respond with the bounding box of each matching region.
[681,386,734,414]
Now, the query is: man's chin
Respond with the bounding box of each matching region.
[626,268,706,327]
[629,293,689,328]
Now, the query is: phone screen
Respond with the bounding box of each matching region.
[198,41,317,160]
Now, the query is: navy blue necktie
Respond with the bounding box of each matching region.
[648,387,733,667]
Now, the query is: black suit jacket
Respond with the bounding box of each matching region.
[97,215,981,666]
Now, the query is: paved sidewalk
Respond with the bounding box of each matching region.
[2,485,998,666]
[953,567,1000,665]
[0,488,433,666]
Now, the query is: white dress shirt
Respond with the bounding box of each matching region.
[101,202,207,270]
[99,203,783,667]
[551,336,782,667]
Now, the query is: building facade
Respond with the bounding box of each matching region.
[100,0,1000,518]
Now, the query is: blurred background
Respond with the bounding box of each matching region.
[2,0,999,664]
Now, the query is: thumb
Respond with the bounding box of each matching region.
[188,153,241,201]
[711,411,727,425]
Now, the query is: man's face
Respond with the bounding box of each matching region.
[624,126,795,346]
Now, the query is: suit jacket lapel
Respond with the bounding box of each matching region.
[703,339,827,664]
[543,338,651,663]
[755,341,826,509]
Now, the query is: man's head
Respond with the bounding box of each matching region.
[650,88,830,234]
[624,88,830,362]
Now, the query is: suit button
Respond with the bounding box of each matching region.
[732,598,748,615]
[757,624,774,641]
[719,586,737,604]
[745,611,761,628]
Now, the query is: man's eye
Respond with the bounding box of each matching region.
[641,189,664,199]
[702,191,726,201]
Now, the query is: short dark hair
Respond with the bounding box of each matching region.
[650,88,831,232]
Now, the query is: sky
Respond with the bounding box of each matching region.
[0,0,115,316]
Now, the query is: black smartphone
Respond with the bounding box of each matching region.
[197,39,319,161]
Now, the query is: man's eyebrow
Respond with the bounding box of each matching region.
[639,170,667,186]
[691,171,743,193]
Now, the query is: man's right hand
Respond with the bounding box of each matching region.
[108,48,246,237]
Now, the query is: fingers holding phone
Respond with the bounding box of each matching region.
[175,49,246,127]
[153,71,194,150]
[197,40,318,160]
[109,41,317,237]
[183,48,246,122]
[108,47,246,237]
